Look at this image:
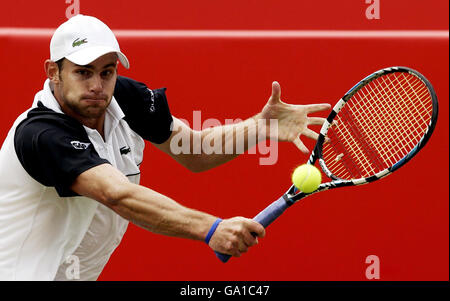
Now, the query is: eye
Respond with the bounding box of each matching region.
[101,69,115,78]
[76,69,90,76]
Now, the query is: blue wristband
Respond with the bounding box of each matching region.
[205,218,222,244]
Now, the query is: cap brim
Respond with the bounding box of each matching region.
[65,45,130,69]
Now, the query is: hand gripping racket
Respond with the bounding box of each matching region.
[215,66,439,263]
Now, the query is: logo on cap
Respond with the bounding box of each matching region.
[72,38,88,47]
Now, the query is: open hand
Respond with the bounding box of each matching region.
[256,81,331,153]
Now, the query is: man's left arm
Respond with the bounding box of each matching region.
[153,81,331,172]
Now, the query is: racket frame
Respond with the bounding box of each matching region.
[288,66,438,203]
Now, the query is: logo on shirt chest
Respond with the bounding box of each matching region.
[71,141,91,150]
[120,146,131,155]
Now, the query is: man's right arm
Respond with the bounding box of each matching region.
[13,104,264,258]
[70,163,265,257]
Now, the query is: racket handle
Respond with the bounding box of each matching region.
[214,196,290,263]
[215,250,231,263]
[253,196,290,227]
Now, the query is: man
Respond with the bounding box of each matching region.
[0,15,331,280]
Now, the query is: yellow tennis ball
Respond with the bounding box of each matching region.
[291,164,322,193]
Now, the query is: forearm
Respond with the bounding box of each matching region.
[187,113,270,171]
[110,182,217,240]
[73,165,217,241]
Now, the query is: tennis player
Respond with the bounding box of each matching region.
[0,15,330,280]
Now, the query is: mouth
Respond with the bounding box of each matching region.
[81,97,108,104]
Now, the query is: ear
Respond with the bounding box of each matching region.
[44,60,61,84]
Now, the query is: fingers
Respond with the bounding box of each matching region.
[237,220,265,256]
[304,103,332,114]
[291,115,327,152]
[307,117,327,126]
[306,117,334,143]
[209,217,265,258]
[302,128,320,140]
[293,137,309,154]
[247,219,265,238]
[293,127,325,153]
[268,81,281,105]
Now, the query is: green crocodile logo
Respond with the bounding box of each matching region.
[72,38,88,47]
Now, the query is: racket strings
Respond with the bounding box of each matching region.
[355,87,400,167]
[382,74,431,147]
[325,83,402,177]
[340,73,430,176]
[341,74,431,175]
[337,107,385,176]
[323,72,433,180]
[362,75,427,164]
[377,74,430,159]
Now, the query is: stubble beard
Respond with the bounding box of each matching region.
[59,79,111,120]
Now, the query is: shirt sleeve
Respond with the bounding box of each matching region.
[114,76,173,144]
[14,111,110,197]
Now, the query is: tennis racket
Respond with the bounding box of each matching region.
[215,66,439,263]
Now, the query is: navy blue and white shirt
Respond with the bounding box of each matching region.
[0,76,172,280]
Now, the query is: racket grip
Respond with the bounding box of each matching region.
[215,251,231,263]
[253,196,290,227]
[214,196,290,263]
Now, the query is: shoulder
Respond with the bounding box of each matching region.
[15,102,87,143]
[115,75,149,92]
[113,75,168,112]
[113,76,173,144]
[13,102,109,197]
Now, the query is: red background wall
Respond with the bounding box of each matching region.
[0,0,448,281]
[0,0,448,30]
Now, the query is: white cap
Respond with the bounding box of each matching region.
[50,14,129,69]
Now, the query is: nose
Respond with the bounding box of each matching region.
[89,74,103,94]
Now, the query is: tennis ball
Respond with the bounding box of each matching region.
[291,164,321,193]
